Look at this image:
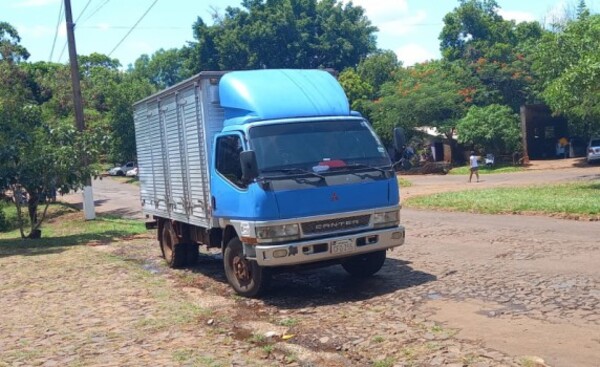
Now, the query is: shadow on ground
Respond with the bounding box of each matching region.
[0,230,141,259]
[184,253,436,306]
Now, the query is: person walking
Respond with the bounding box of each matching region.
[469,151,479,183]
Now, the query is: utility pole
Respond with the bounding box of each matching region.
[65,0,95,220]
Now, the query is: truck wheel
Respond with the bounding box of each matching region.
[342,250,386,278]
[161,221,187,268]
[186,244,199,266]
[223,238,269,297]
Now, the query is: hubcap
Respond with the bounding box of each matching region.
[163,234,173,260]
[232,255,251,282]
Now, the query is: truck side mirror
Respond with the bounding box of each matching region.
[393,127,406,153]
[240,150,259,183]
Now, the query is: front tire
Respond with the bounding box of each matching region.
[342,250,386,277]
[223,238,269,297]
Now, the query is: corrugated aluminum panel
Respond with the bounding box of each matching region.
[134,73,227,226]
[179,84,210,227]
[149,100,168,214]
[161,93,188,222]
[133,103,154,215]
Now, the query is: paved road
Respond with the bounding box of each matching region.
[60,177,143,219]
[59,168,600,366]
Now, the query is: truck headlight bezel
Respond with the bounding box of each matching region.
[373,210,400,228]
[255,223,300,242]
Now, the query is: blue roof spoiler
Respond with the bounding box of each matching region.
[219,69,350,124]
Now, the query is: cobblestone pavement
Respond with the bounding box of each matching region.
[7,168,596,367]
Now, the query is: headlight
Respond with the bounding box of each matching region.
[255,223,300,242]
[373,210,399,227]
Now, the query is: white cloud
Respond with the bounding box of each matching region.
[16,24,54,38]
[543,0,570,25]
[97,23,111,32]
[344,0,428,38]
[13,0,57,7]
[395,43,436,67]
[349,0,409,22]
[498,9,536,23]
[378,10,428,37]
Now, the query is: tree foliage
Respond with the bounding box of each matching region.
[0,24,103,238]
[185,0,377,71]
[533,10,600,136]
[457,104,521,154]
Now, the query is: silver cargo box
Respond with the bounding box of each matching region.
[133,72,227,227]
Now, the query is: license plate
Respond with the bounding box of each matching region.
[330,239,355,254]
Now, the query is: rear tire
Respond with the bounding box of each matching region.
[342,250,386,277]
[161,221,187,268]
[186,244,199,266]
[223,238,269,297]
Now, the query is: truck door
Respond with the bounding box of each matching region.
[211,132,251,219]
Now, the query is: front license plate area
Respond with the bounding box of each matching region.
[330,239,355,254]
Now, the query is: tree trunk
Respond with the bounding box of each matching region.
[27,194,38,226]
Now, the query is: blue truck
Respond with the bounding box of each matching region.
[133,69,405,297]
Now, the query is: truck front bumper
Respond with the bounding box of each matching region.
[251,226,405,267]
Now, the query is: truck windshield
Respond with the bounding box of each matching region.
[248,120,391,174]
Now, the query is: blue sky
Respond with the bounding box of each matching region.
[2,0,597,68]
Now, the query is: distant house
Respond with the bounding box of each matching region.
[520,104,568,162]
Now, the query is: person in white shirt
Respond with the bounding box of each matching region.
[469,151,479,183]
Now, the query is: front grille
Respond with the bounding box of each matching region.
[301,214,370,235]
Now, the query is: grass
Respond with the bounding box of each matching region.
[110,176,140,186]
[405,182,600,217]
[277,317,300,327]
[0,202,88,233]
[397,176,412,187]
[448,164,524,175]
[0,204,146,256]
[372,357,396,367]
[372,335,385,343]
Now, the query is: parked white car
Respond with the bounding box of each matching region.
[126,167,138,177]
[108,162,136,176]
[587,138,600,164]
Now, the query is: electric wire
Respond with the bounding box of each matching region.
[82,0,111,23]
[108,0,160,57]
[48,0,64,61]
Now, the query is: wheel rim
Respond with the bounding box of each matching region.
[232,255,251,283]
[162,230,173,262]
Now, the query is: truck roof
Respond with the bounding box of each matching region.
[219,69,350,125]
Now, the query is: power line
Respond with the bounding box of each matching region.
[82,0,111,24]
[78,25,189,30]
[108,0,160,57]
[49,0,64,61]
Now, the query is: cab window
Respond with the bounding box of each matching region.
[215,135,245,188]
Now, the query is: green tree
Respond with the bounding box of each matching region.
[0,24,101,238]
[106,74,154,162]
[532,12,600,137]
[456,104,521,154]
[356,50,401,96]
[372,60,481,145]
[439,0,543,110]
[338,68,373,110]
[0,21,29,63]
[131,48,190,89]
[185,0,377,71]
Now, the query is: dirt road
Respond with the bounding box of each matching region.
[7,164,598,366]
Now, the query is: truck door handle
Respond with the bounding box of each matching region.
[211,196,216,210]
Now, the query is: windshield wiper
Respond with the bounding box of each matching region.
[259,168,325,180]
[330,163,391,174]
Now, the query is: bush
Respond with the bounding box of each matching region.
[0,205,8,232]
